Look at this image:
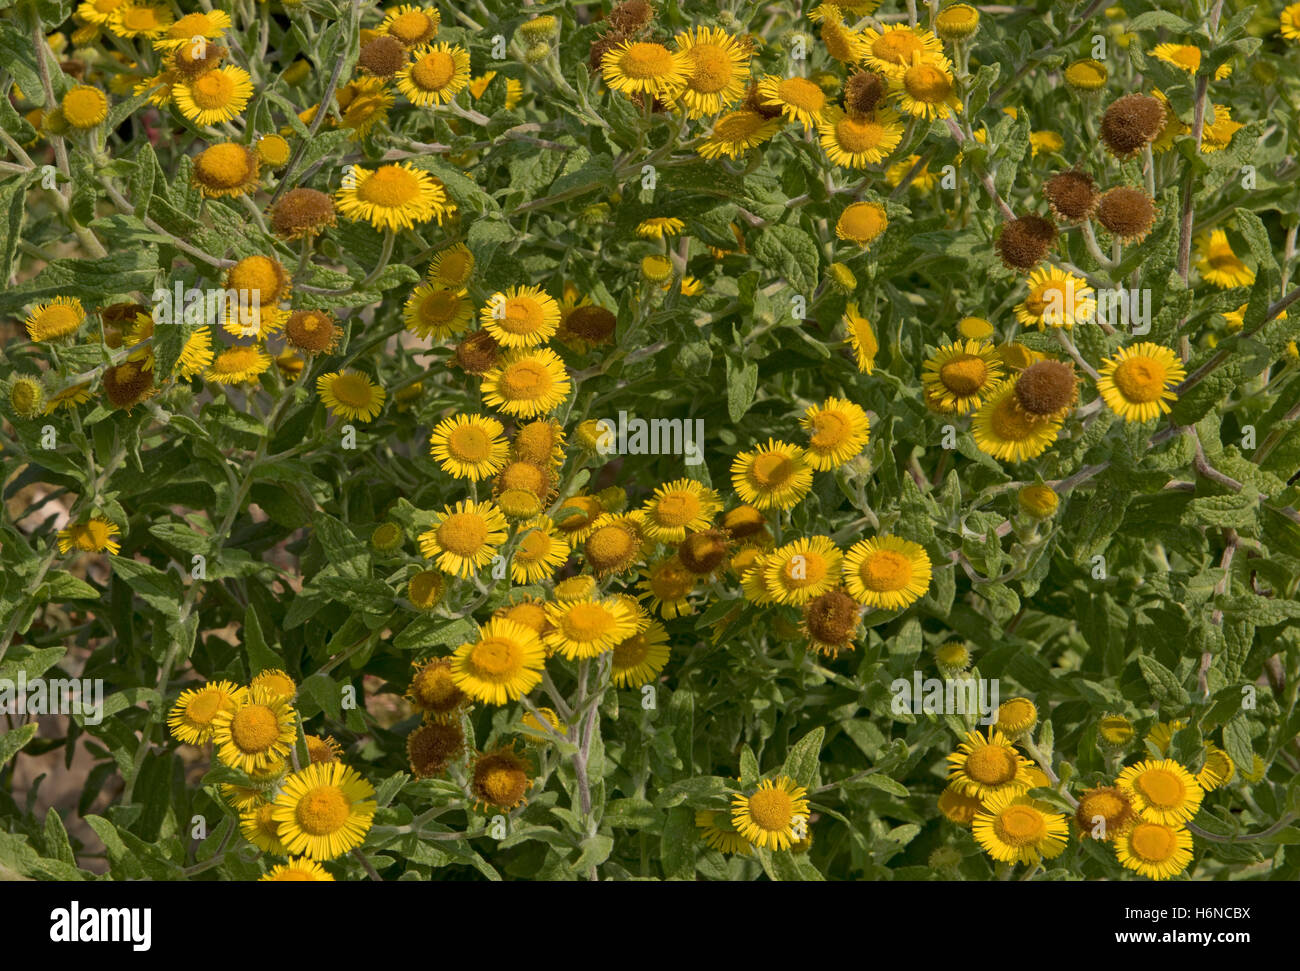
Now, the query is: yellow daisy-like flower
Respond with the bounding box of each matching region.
[427,242,475,287]
[842,535,931,610]
[544,596,645,660]
[510,516,568,584]
[403,284,473,340]
[731,439,814,511]
[812,5,870,63]
[638,478,721,543]
[429,413,508,480]
[167,680,243,745]
[972,789,1069,864]
[696,810,752,855]
[211,687,297,774]
[206,345,271,385]
[636,216,686,240]
[305,734,344,764]
[1029,130,1064,157]
[671,26,750,118]
[921,339,1004,415]
[938,784,984,825]
[192,141,260,198]
[697,109,782,159]
[1063,58,1108,91]
[57,517,122,555]
[480,285,560,348]
[418,499,509,578]
[77,0,126,27]
[316,370,386,423]
[177,327,214,378]
[61,85,109,128]
[396,43,471,106]
[756,74,828,129]
[1197,744,1235,791]
[1096,342,1186,423]
[1149,43,1229,78]
[996,697,1039,737]
[817,104,904,168]
[891,52,962,120]
[637,556,698,618]
[1201,104,1244,153]
[610,620,671,688]
[250,668,297,702]
[108,2,173,39]
[885,154,938,193]
[406,656,466,721]
[861,24,945,77]
[1115,820,1194,880]
[25,297,86,342]
[335,163,453,232]
[946,728,1033,800]
[338,77,393,139]
[843,305,878,373]
[241,802,289,855]
[271,761,376,861]
[1195,229,1254,289]
[450,618,547,704]
[1283,3,1300,41]
[173,65,252,126]
[972,379,1063,462]
[152,9,230,49]
[381,4,440,48]
[1014,265,1095,330]
[601,40,689,99]
[468,71,523,109]
[731,776,810,851]
[835,201,888,246]
[1116,759,1204,825]
[260,857,335,881]
[762,535,843,605]
[481,348,571,418]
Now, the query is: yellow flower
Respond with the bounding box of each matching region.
[1195,229,1254,288]
[1283,3,1300,41]
[638,479,722,543]
[271,761,376,860]
[480,285,560,348]
[843,305,878,372]
[817,104,903,168]
[696,810,752,855]
[1096,342,1186,423]
[731,439,814,510]
[921,340,1004,415]
[731,776,810,850]
[470,744,533,809]
[636,216,686,240]
[610,620,671,688]
[510,517,568,584]
[57,517,122,555]
[996,697,1038,736]
[1063,58,1108,91]
[206,345,271,385]
[381,4,440,48]
[946,728,1033,800]
[260,857,335,880]
[892,53,961,120]
[756,74,827,129]
[861,25,945,77]
[763,536,842,605]
[671,26,750,118]
[1116,758,1204,825]
[427,242,475,287]
[406,657,466,721]
[481,348,571,418]
[192,141,260,198]
[972,379,1063,462]
[241,802,289,855]
[1014,265,1095,330]
[152,9,230,48]
[429,414,508,480]
[1115,820,1194,879]
[1018,484,1060,518]
[167,680,243,745]
[108,2,173,39]
[403,284,473,339]
[172,65,251,126]
[973,789,1069,864]
[450,618,547,704]
[938,784,983,825]
[842,535,931,610]
[61,85,109,128]
[800,396,869,469]
[316,370,386,423]
[1029,130,1064,157]
[418,499,509,577]
[601,40,689,99]
[25,297,85,342]
[637,556,698,618]
[885,153,938,193]
[335,163,454,232]
[1200,104,1243,153]
[397,43,471,106]
[835,201,888,246]
[545,597,646,659]
[211,687,298,774]
[698,109,782,159]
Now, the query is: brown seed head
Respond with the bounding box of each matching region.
[804,588,860,649]
[1100,93,1165,159]
[844,71,886,116]
[270,188,336,240]
[358,35,407,77]
[1043,170,1098,222]
[1014,360,1077,417]
[607,0,655,35]
[996,214,1057,271]
[285,309,341,354]
[1095,186,1156,242]
[454,330,500,374]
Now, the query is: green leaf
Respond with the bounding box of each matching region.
[1137,656,1191,707]
[0,722,38,765]
[752,223,819,296]
[780,727,824,789]
[725,354,758,423]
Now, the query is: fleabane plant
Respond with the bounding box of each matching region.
[0,0,1298,884]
